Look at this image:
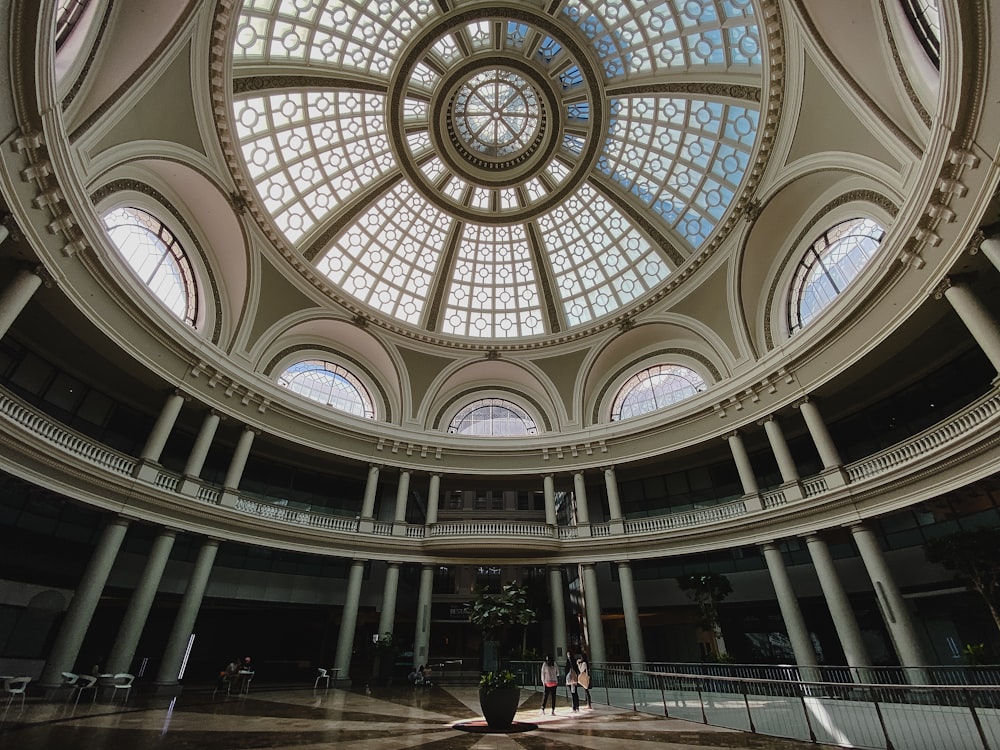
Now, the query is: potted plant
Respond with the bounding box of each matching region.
[677,573,732,659]
[478,670,520,729]
[468,581,537,729]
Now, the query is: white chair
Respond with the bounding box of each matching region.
[60,672,79,701]
[108,673,134,703]
[314,667,330,690]
[72,675,98,706]
[238,670,254,694]
[4,676,31,711]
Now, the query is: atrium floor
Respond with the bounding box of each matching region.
[0,683,837,749]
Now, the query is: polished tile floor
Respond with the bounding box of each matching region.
[1,684,838,749]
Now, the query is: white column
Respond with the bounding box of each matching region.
[425,474,440,526]
[573,472,591,525]
[617,561,646,666]
[183,411,221,479]
[360,465,380,519]
[543,474,557,526]
[726,432,759,494]
[851,523,929,675]
[333,560,367,682]
[392,470,410,535]
[549,566,567,661]
[40,517,130,685]
[762,416,800,483]
[980,236,1000,273]
[223,426,256,490]
[138,391,184,463]
[804,534,871,678]
[935,276,1000,373]
[761,542,818,676]
[378,562,400,637]
[604,467,623,520]
[798,399,843,469]
[0,265,44,340]
[105,529,176,674]
[156,538,219,685]
[413,565,434,668]
[580,563,606,664]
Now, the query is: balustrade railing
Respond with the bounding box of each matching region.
[2,385,1000,543]
[512,661,1000,750]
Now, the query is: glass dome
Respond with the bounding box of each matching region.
[228,0,764,340]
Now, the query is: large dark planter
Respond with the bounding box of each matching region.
[479,686,521,730]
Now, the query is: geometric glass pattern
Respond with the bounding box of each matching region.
[230,0,762,338]
[441,223,543,338]
[535,182,672,326]
[452,70,541,158]
[102,207,197,326]
[787,217,886,334]
[611,364,707,421]
[448,398,538,436]
[277,360,375,419]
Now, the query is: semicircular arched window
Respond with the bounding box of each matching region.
[448,398,538,436]
[611,364,707,421]
[277,360,375,419]
[787,217,886,335]
[55,0,92,50]
[102,206,198,326]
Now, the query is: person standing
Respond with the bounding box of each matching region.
[577,651,592,709]
[565,650,580,712]
[540,655,559,715]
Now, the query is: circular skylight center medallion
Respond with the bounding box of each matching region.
[454,70,540,159]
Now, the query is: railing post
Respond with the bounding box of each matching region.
[966,688,992,750]
[661,672,669,718]
[796,680,817,743]
[872,692,896,750]
[696,679,708,725]
[742,678,756,733]
[630,665,636,711]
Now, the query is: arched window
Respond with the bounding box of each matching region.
[55,0,92,50]
[448,398,537,436]
[787,217,886,334]
[277,360,375,419]
[102,206,198,326]
[611,364,706,421]
[900,0,941,68]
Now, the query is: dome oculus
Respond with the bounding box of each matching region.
[452,69,541,158]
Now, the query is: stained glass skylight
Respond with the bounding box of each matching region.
[102,207,197,326]
[788,218,886,333]
[277,360,375,419]
[448,398,538,436]
[611,364,707,420]
[228,0,764,339]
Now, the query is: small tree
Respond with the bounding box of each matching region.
[468,581,537,671]
[677,573,733,658]
[926,528,1000,638]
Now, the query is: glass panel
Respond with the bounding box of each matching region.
[448,398,538,436]
[611,364,707,420]
[277,360,376,419]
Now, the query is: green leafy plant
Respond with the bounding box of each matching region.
[676,573,733,631]
[479,669,517,694]
[468,581,537,642]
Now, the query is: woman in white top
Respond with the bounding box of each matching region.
[540,655,559,715]
[577,652,592,709]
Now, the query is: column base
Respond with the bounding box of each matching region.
[177,476,201,497]
[133,459,162,482]
[820,466,848,488]
[608,519,625,535]
[220,490,239,507]
[781,481,804,501]
[576,522,591,538]
[391,521,407,537]
[742,493,763,512]
[358,518,375,533]
[152,682,185,696]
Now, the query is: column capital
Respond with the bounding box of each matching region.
[930,275,954,299]
[757,413,777,427]
[723,429,742,440]
[759,540,779,551]
[792,395,814,410]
